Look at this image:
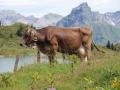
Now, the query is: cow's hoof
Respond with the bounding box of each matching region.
[87,61,91,65]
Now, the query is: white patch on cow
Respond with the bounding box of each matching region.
[84,56,88,62]
[79,47,85,55]
[32,45,37,49]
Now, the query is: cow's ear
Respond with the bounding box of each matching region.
[28,25,32,29]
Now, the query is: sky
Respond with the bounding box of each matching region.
[0,0,120,17]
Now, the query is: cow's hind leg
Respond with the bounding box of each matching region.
[78,54,88,62]
[85,45,92,61]
[83,37,92,61]
[78,46,87,62]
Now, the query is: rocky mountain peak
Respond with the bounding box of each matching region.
[57,2,93,27]
[72,2,91,13]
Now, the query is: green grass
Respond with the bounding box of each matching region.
[0,23,35,56]
[0,49,120,90]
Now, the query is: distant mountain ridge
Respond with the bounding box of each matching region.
[1,3,120,45]
[57,2,120,45]
[34,13,63,27]
[0,10,63,27]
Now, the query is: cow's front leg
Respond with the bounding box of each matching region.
[50,38,58,64]
[48,48,57,66]
[37,49,41,63]
[62,53,66,61]
[48,54,55,66]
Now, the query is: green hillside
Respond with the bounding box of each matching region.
[0,23,35,56]
[92,22,120,45]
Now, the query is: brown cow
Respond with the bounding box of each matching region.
[20,26,104,64]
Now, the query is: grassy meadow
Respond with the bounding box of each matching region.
[0,48,120,90]
[0,24,120,90]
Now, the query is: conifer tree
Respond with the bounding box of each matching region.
[106,40,111,49]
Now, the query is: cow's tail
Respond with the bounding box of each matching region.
[92,41,105,53]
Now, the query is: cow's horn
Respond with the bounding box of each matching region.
[31,30,36,35]
[27,25,32,32]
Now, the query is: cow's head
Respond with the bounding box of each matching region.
[20,25,38,48]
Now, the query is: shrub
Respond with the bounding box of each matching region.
[0,73,15,87]
[16,25,24,37]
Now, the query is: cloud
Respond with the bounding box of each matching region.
[87,0,120,13]
[0,0,120,17]
[0,0,37,6]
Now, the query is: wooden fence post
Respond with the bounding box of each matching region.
[0,20,1,26]
[37,49,40,63]
[14,55,19,72]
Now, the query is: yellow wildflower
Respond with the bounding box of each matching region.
[111,77,119,88]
